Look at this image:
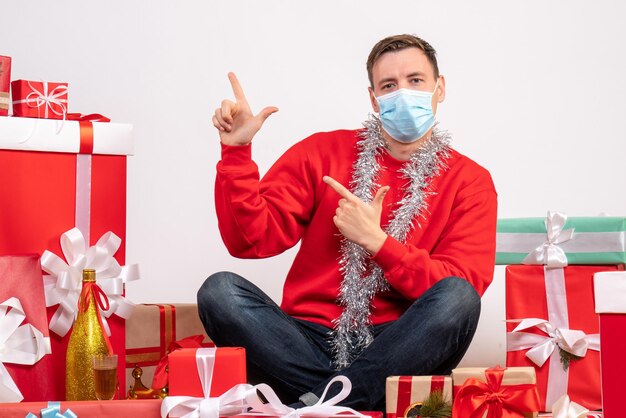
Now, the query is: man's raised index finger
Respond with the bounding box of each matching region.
[323,176,357,201]
[228,72,248,103]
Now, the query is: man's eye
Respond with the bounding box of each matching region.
[411,78,423,84]
[382,83,395,90]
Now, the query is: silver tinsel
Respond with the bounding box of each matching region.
[330,115,451,369]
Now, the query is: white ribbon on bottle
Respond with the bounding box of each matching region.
[12,81,68,119]
[40,227,140,337]
[0,297,51,402]
[507,318,600,368]
[521,211,575,267]
[161,348,371,418]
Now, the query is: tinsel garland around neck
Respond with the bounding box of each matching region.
[330,115,451,369]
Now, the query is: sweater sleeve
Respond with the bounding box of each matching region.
[215,141,314,258]
[372,186,498,299]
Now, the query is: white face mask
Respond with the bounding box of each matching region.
[375,81,439,143]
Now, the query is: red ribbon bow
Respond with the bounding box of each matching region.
[452,366,541,418]
[151,334,206,389]
[78,281,114,354]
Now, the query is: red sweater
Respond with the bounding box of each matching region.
[215,129,498,328]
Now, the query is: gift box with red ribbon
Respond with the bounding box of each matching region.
[452,366,540,418]
[0,115,133,401]
[386,375,452,418]
[594,271,626,418]
[505,265,623,412]
[0,55,10,116]
[11,79,68,120]
[125,303,213,392]
[168,347,246,398]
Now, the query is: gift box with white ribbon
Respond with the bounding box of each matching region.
[506,265,623,411]
[496,212,626,266]
[0,115,134,401]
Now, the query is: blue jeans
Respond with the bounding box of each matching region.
[197,272,480,411]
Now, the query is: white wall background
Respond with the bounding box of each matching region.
[3,0,625,367]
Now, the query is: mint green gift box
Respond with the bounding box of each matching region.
[496,214,626,265]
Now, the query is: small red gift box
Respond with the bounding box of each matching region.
[11,79,68,119]
[168,347,246,397]
[386,375,452,418]
[505,265,622,411]
[594,271,626,418]
[452,366,540,418]
[0,55,10,116]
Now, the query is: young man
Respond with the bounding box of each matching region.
[199,34,497,410]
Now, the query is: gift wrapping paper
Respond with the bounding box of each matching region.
[168,347,246,398]
[0,255,52,401]
[0,118,133,400]
[506,265,623,411]
[11,79,68,119]
[125,303,213,390]
[0,55,10,116]
[594,271,626,418]
[496,214,626,265]
[0,399,161,418]
[386,375,452,418]
[452,366,539,418]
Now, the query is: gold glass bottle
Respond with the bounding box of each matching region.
[66,269,114,400]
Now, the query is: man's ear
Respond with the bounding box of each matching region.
[369,87,379,113]
[436,75,446,103]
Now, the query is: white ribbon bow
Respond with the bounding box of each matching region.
[550,394,593,418]
[522,211,575,267]
[40,227,140,337]
[507,318,599,368]
[0,297,50,402]
[161,348,370,418]
[248,375,369,418]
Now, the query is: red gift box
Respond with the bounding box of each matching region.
[0,116,133,401]
[452,366,540,418]
[0,55,10,116]
[594,271,626,418]
[11,79,68,119]
[0,399,162,418]
[505,265,622,411]
[168,347,246,397]
[386,375,452,418]
[0,255,52,402]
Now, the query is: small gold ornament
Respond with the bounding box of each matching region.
[66,269,115,400]
[127,365,168,399]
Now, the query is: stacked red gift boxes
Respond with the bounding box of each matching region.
[0,54,136,404]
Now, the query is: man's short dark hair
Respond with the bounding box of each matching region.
[367,34,439,87]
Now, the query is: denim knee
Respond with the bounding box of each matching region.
[197,271,241,313]
[431,276,481,323]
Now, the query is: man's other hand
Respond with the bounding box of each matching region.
[323,175,389,255]
[212,72,279,146]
